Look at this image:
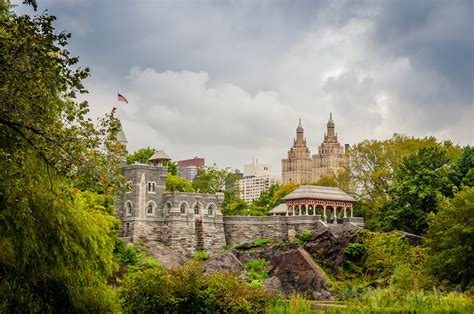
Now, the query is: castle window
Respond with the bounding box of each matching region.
[125,201,132,216]
[194,203,201,214]
[180,202,188,214]
[125,223,130,236]
[207,204,215,216]
[146,201,157,215]
[147,182,155,193]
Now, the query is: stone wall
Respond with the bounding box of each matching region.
[223,216,329,245]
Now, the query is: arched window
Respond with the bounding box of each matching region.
[146,201,156,215]
[147,203,154,214]
[194,203,201,214]
[180,202,188,214]
[125,201,132,216]
[207,204,215,216]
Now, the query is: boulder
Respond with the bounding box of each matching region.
[232,242,299,264]
[304,230,359,271]
[269,248,334,300]
[263,276,285,297]
[203,251,245,275]
[143,241,188,269]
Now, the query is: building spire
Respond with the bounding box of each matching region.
[329,112,333,123]
[298,117,302,128]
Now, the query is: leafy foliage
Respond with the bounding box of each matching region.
[192,250,209,261]
[0,4,124,311]
[380,146,458,234]
[425,187,474,289]
[126,147,155,165]
[120,262,273,313]
[296,230,314,247]
[166,173,195,192]
[193,165,239,193]
[244,259,270,281]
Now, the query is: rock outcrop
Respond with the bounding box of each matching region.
[143,241,188,269]
[203,251,245,275]
[232,242,334,300]
[268,248,333,300]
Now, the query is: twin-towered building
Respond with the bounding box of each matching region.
[282,114,349,184]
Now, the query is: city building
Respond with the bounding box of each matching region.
[177,157,205,182]
[282,114,349,184]
[237,160,278,203]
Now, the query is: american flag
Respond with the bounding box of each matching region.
[117,93,128,103]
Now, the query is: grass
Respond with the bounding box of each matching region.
[267,295,312,314]
[192,250,209,261]
[254,238,272,246]
[346,287,474,313]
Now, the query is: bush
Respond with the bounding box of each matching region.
[244,259,270,282]
[120,262,273,313]
[192,250,209,261]
[295,230,313,247]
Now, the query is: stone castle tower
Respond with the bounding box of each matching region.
[281,114,348,184]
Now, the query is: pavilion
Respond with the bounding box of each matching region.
[270,185,356,222]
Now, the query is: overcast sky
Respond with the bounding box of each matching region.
[15,0,473,174]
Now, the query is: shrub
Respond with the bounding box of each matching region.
[244,259,270,282]
[120,262,273,313]
[295,230,313,247]
[192,250,209,261]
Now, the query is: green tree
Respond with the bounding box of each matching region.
[268,183,299,209]
[127,147,156,165]
[0,3,123,311]
[164,160,178,176]
[380,147,458,234]
[312,176,338,187]
[455,146,474,187]
[349,134,461,230]
[193,165,239,193]
[166,174,194,192]
[425,187,474,289]
[221,199,250,216]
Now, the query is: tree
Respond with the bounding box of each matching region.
[455,146,474,187]
[221,199,250,216]
[312,176,338,187]
[0,3,123,311]
[425,187,474,289]
[164,160,178,176]
[380,146,457,234]
[268,183,299,209]
[127,147,156,165]
[166,174,194,192]
[349,134,461,230]
[192,165,239,193]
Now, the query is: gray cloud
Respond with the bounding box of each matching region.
[13,0,473,173]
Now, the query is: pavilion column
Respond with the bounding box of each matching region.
[351,206,353,218]
[344,207,347,218]
[323,206,327,222]
[313,206,316,216]
[299,206,302,216]
[305,204,309,216]
[292,206,295,216]
[333,206,337,224]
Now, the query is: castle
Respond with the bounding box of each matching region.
[117,118,362,258]
[282,114,349,184]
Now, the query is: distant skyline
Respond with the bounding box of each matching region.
[14,0,473,175]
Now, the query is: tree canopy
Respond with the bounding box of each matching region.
[0,4,123,311]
